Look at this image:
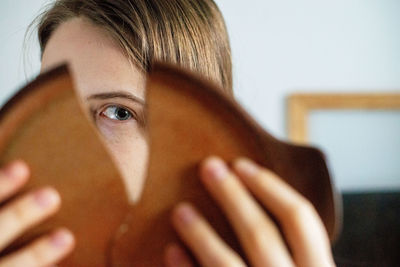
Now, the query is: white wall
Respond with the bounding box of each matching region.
[216,0,400,137]
[309,110,400,192]
[0,0,48,102]
[1,0,400,191]
[215,0,400,192]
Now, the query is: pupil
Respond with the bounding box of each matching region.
[116,108,129,120]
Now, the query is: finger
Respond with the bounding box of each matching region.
[200,156,295,267]
[171,202,246,267]
[0,187,61,251]
[164,243,194,267]
[0,228,74,267]
[0,160,30,202]
[233,157,335,267]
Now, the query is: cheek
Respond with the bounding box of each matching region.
[96,119,139,143]
[105,133,149,204]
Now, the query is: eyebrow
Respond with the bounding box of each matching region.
[86,91,145,105]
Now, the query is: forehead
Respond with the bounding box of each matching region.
[40,17,145,98]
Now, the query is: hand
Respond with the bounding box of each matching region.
[164,156,335,267]
[0,160,74,267]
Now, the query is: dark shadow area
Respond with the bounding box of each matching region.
[333,192,400,267]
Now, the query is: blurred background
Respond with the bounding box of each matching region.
[1,0,399,266]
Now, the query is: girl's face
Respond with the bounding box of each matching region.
[40,17,148,203]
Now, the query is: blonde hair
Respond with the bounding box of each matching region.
[29,0,233,95]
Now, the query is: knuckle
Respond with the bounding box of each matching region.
[10,201,30,226]
[245,225,279,264]
[287,197,316,224]
[248,235,266,256]
[209,257,229,267]
[259,167,277,179]
[0,170,9,181]
[207,254,238,267]
[27,244,48,266]
[245,220,269,250]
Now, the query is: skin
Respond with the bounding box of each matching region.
[0,17,335,266]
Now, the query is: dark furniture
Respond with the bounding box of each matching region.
[333,192,400,267]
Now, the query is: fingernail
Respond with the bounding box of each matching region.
[34,188,60,208]
[176,203,196,225]
[3,161,28,180]
[235,158,259,177]
[204,156,228,181]
[50,229,73,248]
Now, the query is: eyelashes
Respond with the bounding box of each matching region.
[89,103,146,127]
[101,105,134,121]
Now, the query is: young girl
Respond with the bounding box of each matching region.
[0,0,335,266]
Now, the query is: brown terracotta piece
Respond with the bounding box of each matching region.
[110,63,341,266]
[0,63,341,266]
[0,65,130,266]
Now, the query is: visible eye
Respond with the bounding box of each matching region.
[101,105,134,121]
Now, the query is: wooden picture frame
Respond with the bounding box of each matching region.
[287,93,400,265]
[287,93,400,144]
